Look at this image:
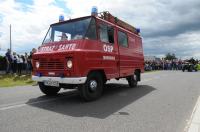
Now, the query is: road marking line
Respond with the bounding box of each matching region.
[0,98,58,111]
[185,96,200,132]
[0,101,27,108]
[0,104,27,110]
[0,94,75,111]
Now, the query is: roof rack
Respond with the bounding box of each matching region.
[98,11,139,34]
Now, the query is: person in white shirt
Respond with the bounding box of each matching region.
[17,55,23,75]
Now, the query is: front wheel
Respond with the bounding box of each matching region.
[78,72,103,101]
[127,73,138,88]
[38,82,61,96]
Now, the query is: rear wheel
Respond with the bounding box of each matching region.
[38,82,61,96]
[127,73,138,88]
[78,72,103,101]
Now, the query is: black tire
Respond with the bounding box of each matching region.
[38,82,61,96]
[78,72,103,101]
[127,73,138,88]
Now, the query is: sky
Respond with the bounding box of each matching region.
[0,0,200,59]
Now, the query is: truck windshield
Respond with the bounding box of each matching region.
[43,17,96,44]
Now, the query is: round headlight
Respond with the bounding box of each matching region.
[67,60,72,69]
[36,61,40,69]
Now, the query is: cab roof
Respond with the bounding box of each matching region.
[51,16,92,26]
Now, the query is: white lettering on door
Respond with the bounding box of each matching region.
[103,45,113,52]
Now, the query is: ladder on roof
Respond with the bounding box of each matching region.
[98,11,139,34]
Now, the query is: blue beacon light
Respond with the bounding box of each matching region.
[91,6,98,16]
[136,28,140,34]
[59,15,64,22]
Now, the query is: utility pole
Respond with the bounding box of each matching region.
[10,24,12,52]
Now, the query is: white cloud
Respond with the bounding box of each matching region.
[144,30,200,59]
[0,0,200,59]
[0,0,65,54]
[65,0,158,28]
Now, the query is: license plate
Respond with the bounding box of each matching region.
[44,80,59,87]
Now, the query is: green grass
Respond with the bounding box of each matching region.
[0,74,36,88]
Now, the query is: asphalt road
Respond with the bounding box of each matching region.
[0,71,199,132]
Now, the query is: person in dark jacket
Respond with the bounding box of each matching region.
[5,49,12,73]
[12,52,18,74]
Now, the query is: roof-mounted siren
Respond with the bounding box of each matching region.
[59,14,64,22]
[91,6,98,16]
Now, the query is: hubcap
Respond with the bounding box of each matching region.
[89,80,97,92]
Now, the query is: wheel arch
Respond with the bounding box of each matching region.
[87,69,107,83]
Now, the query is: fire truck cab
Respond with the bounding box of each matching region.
[32,11,144,101]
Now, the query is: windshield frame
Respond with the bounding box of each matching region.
[51,16,92,27]
[42,16,97,45]
[42,27,50,44]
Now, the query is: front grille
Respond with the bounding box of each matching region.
[39,58,64,70]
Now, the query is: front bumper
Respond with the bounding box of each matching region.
[32,76,87,84]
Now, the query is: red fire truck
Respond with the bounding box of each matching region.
[32,11,144,101]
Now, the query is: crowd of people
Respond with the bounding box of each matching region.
[2,48,199,75]
[145,59,199,71]
[4,48,36,75]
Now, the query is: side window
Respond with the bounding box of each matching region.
[107,26,114,43]
[99,24,114,44]
[118,31,128,47]
[85,18,97,40]
[99,24,108,43]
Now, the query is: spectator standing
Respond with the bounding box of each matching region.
[24,52,29,74]
[5,49,12,73]
[28,51,33,71]
[12,52,18,74]
[29,48,36,72]
[17,55,23,75]
[32,48,37,54]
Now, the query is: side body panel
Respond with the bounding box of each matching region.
[117,27,144,77]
